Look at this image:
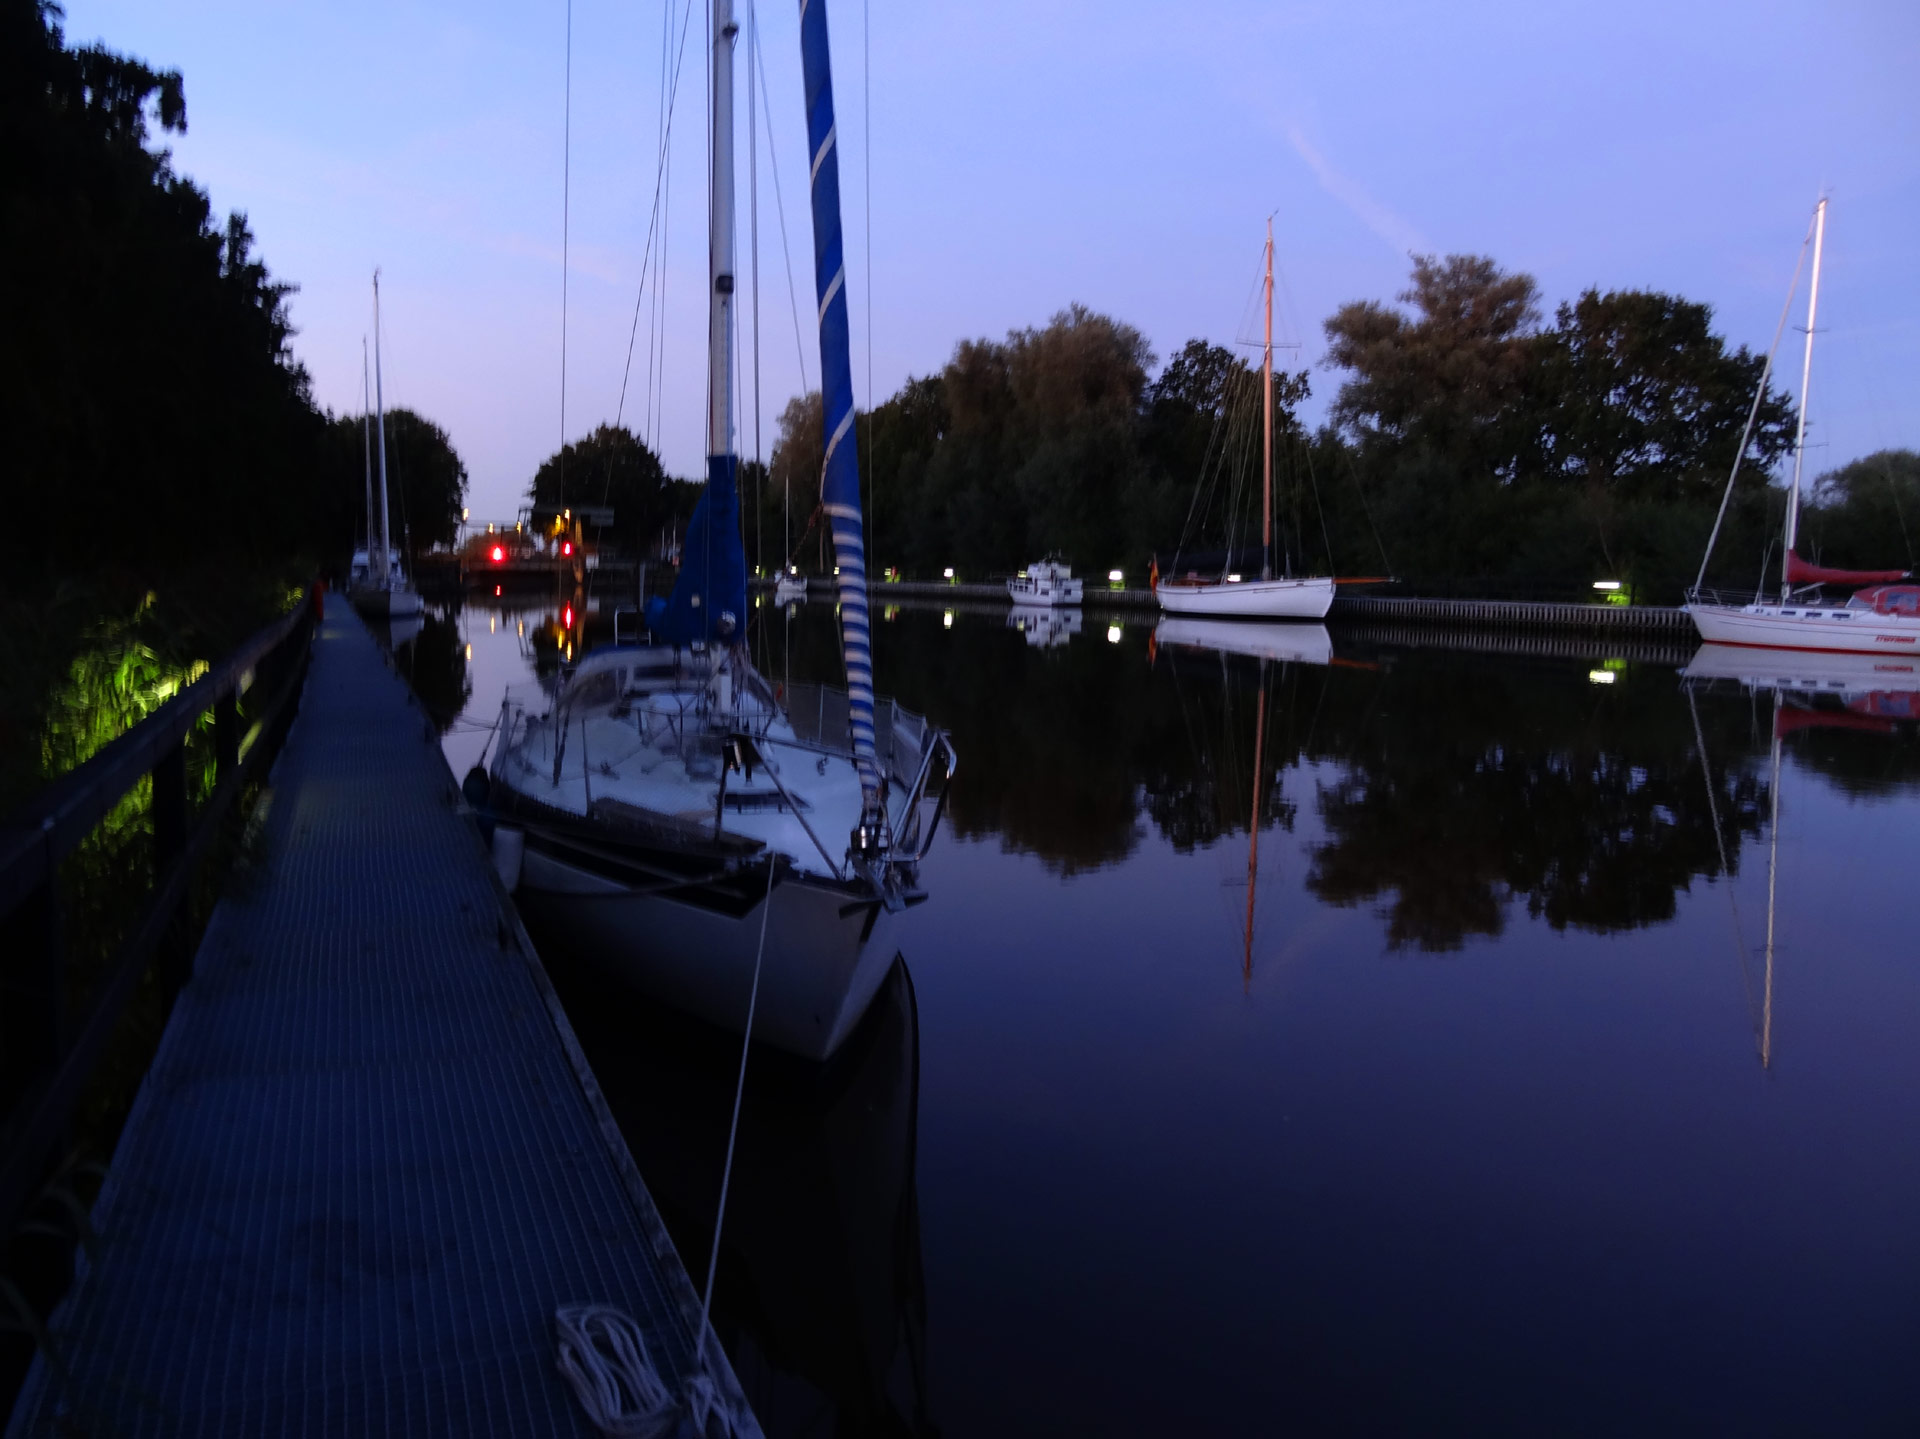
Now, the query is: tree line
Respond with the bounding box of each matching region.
[12,0,1912,611]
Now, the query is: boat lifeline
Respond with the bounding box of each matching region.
[1687,198,1916,654]
[1155,219,1334,621]
[482,0,953,1062]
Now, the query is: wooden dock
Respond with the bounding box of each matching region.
[6,604,755,1436]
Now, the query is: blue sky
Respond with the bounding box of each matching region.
[66,0,1920,524]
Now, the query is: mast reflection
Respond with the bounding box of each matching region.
[1683,643,1920,1070]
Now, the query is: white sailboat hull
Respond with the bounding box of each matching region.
[352,584,423,618]
[516,845,905,1063]
[1155,576,1335,620]
[1686,602,1920,655]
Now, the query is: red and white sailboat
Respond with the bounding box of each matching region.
[1155,220,1335,621]
[1686,198,1917,654]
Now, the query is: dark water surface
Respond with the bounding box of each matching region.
[419,596,1919,1437]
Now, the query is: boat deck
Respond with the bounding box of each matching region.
[7,604,753,1437]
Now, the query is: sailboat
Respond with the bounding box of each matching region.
[481,0,954,1063]
[351,270,423,620]
[1687,199,1916,653]
[1155,220,1334,621]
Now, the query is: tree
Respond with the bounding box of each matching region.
[2,0,325,588]
[1323,253,1544,477]
[528,424,670,558]
[1801,449,1920,573]
[1542,289,1794,502]
[768,392,825,567]
[326,408,467,558]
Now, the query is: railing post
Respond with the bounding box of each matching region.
[151,740,190,986]
[215,691,240,778]
[0,840,63,1106]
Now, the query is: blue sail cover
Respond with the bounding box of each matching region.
[647,454,749,645]
[799,0,882,806]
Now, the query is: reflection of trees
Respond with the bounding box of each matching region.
[1303,659,1769,950]
[1781,723,1920,801]
[753,607,1794,949]
[396,608,471,733]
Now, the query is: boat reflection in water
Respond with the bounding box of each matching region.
[1007,605,1079,648]
[1682,642,1920,1068]
[540,929,934,1439]
[1151,617,1334,988]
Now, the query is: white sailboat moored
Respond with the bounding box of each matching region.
[351,270,423,620]
[1686,199,1916,654]
[481,0,954,1063]
[1155,219,1334,622]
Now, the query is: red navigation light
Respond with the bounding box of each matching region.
[490,545,505,563]
[561,541,573,557]
[563,605,574,629]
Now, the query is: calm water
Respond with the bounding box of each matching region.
[409,595,1920,1436]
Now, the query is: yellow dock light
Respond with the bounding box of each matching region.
[1108,569,1124,583]
[1107,625,1123,644]
[1588,669,1616,685]
[1592,580,1622,591]
[943,567,954,580]
[1226,573,1242,583]
[942,610,954,629]
[465,643,472,661]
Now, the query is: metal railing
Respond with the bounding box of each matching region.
[0,587,318,1236]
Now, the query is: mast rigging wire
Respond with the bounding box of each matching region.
[615,0,699,435]
[1694,209,1814,594]
[559,0,573,494]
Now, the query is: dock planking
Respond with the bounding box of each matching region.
[7,604,755,1437]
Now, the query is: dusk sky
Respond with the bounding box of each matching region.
[68,0,1919,526]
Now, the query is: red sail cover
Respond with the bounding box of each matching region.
[1784,550,1910,586]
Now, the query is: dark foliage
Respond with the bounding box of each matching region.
[527,424,674,558]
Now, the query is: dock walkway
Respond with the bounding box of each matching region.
[8,605,752,1436]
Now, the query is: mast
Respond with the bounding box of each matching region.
[799,0,883,822]
[1262,219,1273,581]
[361,339,373,559]
[707,0,737,473]
[647,0,747,645]
[373,270,393,589]
[1782,197,1826,596]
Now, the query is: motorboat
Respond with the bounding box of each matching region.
[1007,559,1082,607]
